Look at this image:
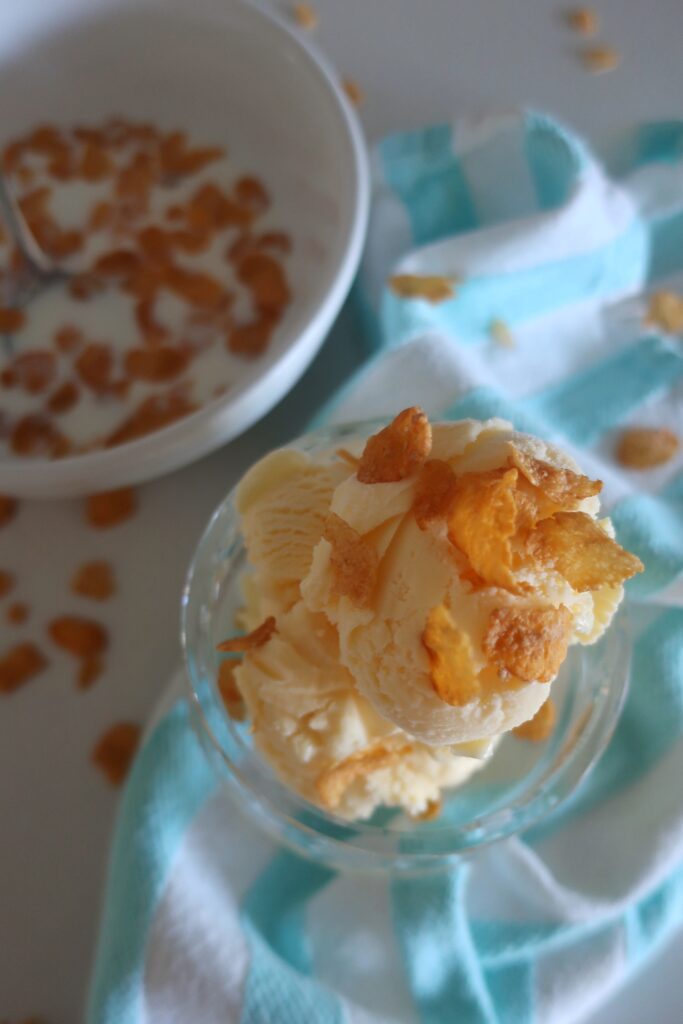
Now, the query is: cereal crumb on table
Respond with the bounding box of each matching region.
[71,560,116,600]
[85,487,137,528]
[489,318,516,348]
[565,6,598,36]
[292,2,318,30]
[580,44,620,73]
[342,78,364,106]
[91,722,141,786]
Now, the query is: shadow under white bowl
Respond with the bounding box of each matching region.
[0,0,369,497]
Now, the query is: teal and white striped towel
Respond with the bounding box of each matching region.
[88,111,683,1024]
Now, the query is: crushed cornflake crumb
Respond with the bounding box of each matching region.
[507,444,602,505]
[342,78,364,107]
[646,290,683,333]
[6,601,29,625]
[91,721,141,786]
[357,406,432,484]
[323,512,378,607]
[71,560,116,600]
[217,660,246,721]
[292,2,318,29]
[86,487,137,528]
[422,604,480,706]
[580,44,620,73]
[565,6,598,36]
[0,642,47,694]
[514,698,557,741]
[483,605,572,683]
[489,318,516,348]
[616,427,680,470]
[48,615,108,657]
[0,494,18,527]
[389,274,457,304]
[217,615,277,652]
[316,740,409,810]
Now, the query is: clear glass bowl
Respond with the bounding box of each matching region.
[181,421,631,875]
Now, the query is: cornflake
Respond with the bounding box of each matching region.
[389,274,457,304]
[292,3,318,30]
[71,560,116,600]
[48,615,109,658]
[342,78,364,107]
[527,511,644,591]
[0,642,47,694]
[447,467,519,590]
[413,798,442,822]
[413,459,458,530]
[316,740,409,810]
[217,615,277,652]
[92,721,141,786]
[565,6,598,36]
[483,606,572,683]
[322,512,378,607]
[616,427,680,470]
[580,45,620,73]
[357,406,432,484]
[422,604,480,706]
[86,487,137,528]
[646,290,683,333]
[217,660,247,721]
[508,445,602,506]
[513,698,557,741]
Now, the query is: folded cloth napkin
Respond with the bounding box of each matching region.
[88,110,683,1024]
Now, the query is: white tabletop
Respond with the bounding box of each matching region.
[2,0,682,1021]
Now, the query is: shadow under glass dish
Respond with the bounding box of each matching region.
[182,421,631,875]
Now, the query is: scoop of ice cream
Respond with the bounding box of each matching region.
[224,410,641,819]
[300,417,634,746]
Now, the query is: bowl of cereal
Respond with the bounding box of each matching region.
[0,0,369,496]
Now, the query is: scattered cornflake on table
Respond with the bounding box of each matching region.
[0,570,15,598]
[389,274,457,304]
[91,721,141,786]
[646,290,683,333]
[71,560,116,601]
[292,2,318,29]
[616,427,680,470]
[6,602,29,625]
[48,614,108,688]
[342,78,364,107]
[565,6,598,36]
[85,487,137,528]
[513,698,556,742]
[580,44,620,73]
[489,318,516,349]
[0,642,48,694]
[0,495,18,527]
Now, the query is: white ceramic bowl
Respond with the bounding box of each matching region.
[0,0,368,497]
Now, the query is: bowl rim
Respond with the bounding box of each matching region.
[0,0,370,497]
[181,419,632,875]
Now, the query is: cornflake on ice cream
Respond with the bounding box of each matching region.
[217,408,643,820]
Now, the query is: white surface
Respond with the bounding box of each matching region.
[0,0,368,496]
[1,0,682,1020]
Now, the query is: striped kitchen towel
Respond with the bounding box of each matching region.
[88,110,683,1024]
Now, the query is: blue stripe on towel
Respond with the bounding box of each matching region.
[379,123,478,244]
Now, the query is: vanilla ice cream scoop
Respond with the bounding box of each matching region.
[222,409,642,819]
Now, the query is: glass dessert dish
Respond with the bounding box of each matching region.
[181,421,631,875]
